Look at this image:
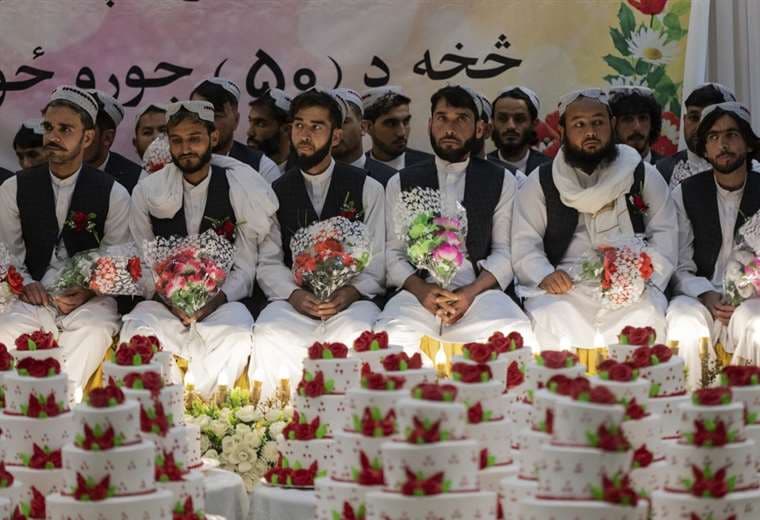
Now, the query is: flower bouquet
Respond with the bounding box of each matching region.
[0,244,24,311]
[49,245,143,297]
[144,229,234,317]
[142,133,171,174]
[572,237,653,309]
[394,187,467,333]
[724,211,760,305]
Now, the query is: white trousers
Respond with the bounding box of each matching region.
[375,289,535,360]
[0,297,119,390]
[250,300,380,398]
[667,295,760,389]
[524,285,667,351]
[121,300,253,398]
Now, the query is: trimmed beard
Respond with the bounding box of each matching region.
[430,132,475,163]
[295,132,333,171]
[710,153,748,174]
[492,127,535,157]
[562,137,619,173]
[250,133,281,157]
[171,144,213,175]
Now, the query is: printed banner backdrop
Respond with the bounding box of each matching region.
[0,0,691,171]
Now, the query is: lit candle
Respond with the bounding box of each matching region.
[435,348,448,379]
[560,336,571,350]
[593,330,606,349]
[74,387,84,404]
[250,367,264,406]
[184,371,195,393]
[277,366,291,405]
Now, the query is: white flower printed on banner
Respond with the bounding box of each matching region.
[627,27,678,65]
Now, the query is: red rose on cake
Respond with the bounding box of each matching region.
[593,424,631,452]
[451,362,492,383]
[506,361,524,389]
[462,342,496,363]
[307,341,348,360]
[156,451,185,482]
[87,377,125,408]
[597,359,638,381]
[721,365,760,387]
[290,461,319,487]
[77,424,120,451]
[632,445,654,469]
[73,474,114,501]
[381,352,422,371]
[12,487,46,519]
[353,330,389,352]
[536,350,578,369]
[627,344,672,368]
[689,465,732,498]
[598,473,639,506]
[407,416,444,444]
[14,330,57,351]
[488,331,524,353]
[356,451,384,485]
[16,357,60,378]
[297,370,334,397]
[27,444,62,469]
[358,407,395,437]
[400,468,448,496]
[573,384,618,405]
[618,326,656,346]
[412,382,457,402]
[140,400,171,435]
[360,363,404,390]
[692,387,732,406]
[282,410,327,440]
[0,462,14,487]
[624,399,647,420]
[172,496,203,520]
[0,343,13,371]
[547,375,591,397]
[128,334,161,354]
[113,342,154,366]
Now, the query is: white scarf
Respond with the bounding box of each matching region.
[142,154,276,238]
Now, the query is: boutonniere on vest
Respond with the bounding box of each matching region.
[64,210,100,243]
[204,216,243,243]
[626,192,649,216]
[339,193,362,221]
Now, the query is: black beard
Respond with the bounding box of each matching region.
[492,128,534,156]
[294,135,332,171]
[213,132,234,153]
[563,138,619,173]
[430,133,475,163]
[171,145,213,175]
[710,153,747,174]
[250,133,281,157]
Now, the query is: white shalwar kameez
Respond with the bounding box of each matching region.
[0,168,131,390]
[121,155,277,398]
[513,145,678,351]
[667,170,760,389]
[251,159,385,398]
[375,156,533,359]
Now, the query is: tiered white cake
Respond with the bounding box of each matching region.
[266,342,359,489]
[315,362,407,520]
[350,331,404,372]
[517,382,648,519]
[721,365,760,472]
[652,386,760,519]
[1,331,74,516]
[46,378,174,519]
[378,352,434,388]
[449,361,514,492]
[365,382,497,520]
[102,335,172,386]
[607,326,657,363]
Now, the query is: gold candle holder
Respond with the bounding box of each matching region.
[278,379,291,406]
[434,347,448,379]
[215,384,228,407]
[250,367,264,407]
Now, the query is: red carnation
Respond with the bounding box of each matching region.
[127,257,142,282]
[537,350,577,369]
[506,361,524,389]
[693,387,732,406]
[5,266,24,296]
[632,445,654,469]
[412,382,457,402]
[463,342,495,363]
[353,330,388,352]
[381,352,422,371]
[451,362,492,383]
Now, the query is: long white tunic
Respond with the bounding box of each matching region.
[513,148,677,350]
[122,155,278,397]
[376,156,533,356]
[251,158,386,397]
[0,168,131,389]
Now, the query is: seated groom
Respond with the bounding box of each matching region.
[0,86,130,389]
[667,102,760,386]
[122,100,277,398]
[251,88,386,397]
[512,88,677,349]
[375,85,533,357]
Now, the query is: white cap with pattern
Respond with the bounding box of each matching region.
[48,85,99,124]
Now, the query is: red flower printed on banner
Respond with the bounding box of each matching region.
[0,462,14,488]
[172,496,204,520]
[297,370,334,397]
[412,382,457,402]
[407,416,444,444]
[462,342,496,363]
[358,407,395,437]
[140,400,171,436]
[353,330,389,352]
[688,465,734,498]
[307,341,348,360]
[15,330,57,351]
[619,326,656,346]
[26,444,62,469]
[451,362,492,383]
[628,0,667,15]
[535,350,577,369]
[692,387,732,406]
[123,371,163,397]
[506,361,524,389]
[282,411,327,441]
[73,474,114,501]
[381,352,422,371]
[355,451,384,486]
[360,363,405,391]
[156,450,185,482]
[4,266,24,296]
[11,487,46,519]
[127,256,142,282]
[87,378,125,408]
[721,366,760,387]
[400,468,448,496]
[632,445,654,469]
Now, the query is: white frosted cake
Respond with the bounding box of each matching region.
[378,352,435,388]
[722,365,760,471]
[46,378,174,519]
[652,386,760,519]
[366,381,497,520]
[453,332,532,391]
[103,335,167,385]
[314,362,404,520]
[350,331,404,372]
[607,326,657,362]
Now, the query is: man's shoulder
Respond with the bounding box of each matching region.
[363,156,397,185]
[405,148,434,165]
[107,151,141,174]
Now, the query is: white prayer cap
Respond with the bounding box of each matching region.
[332,88,363,116]
[134,103,167,130]
[251,88,292,114]
[557,88,609,117]
[690,82,736,104]
[47,85,98,125]
[166,100,215,124]
[460,85,487,119]
[699,101,753,127]
[87,89,125,127]
[21,118,44,135]
[361,85,409,114]
[191,77,241,102]
[494,86,541,116]
[608,85,655,100]
[478,94,493,121]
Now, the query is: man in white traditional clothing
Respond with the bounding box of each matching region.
[667,102,760,386]
[251,88,385,397]
[376,85,532,357]
[247,88,293,176]
[656,83,736,187]
[190,77,282,183]
[0,85,130,389]
[121,100,277,398]
[513,88,677,349]
[609,86,664,164]
[362,86,433,170]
